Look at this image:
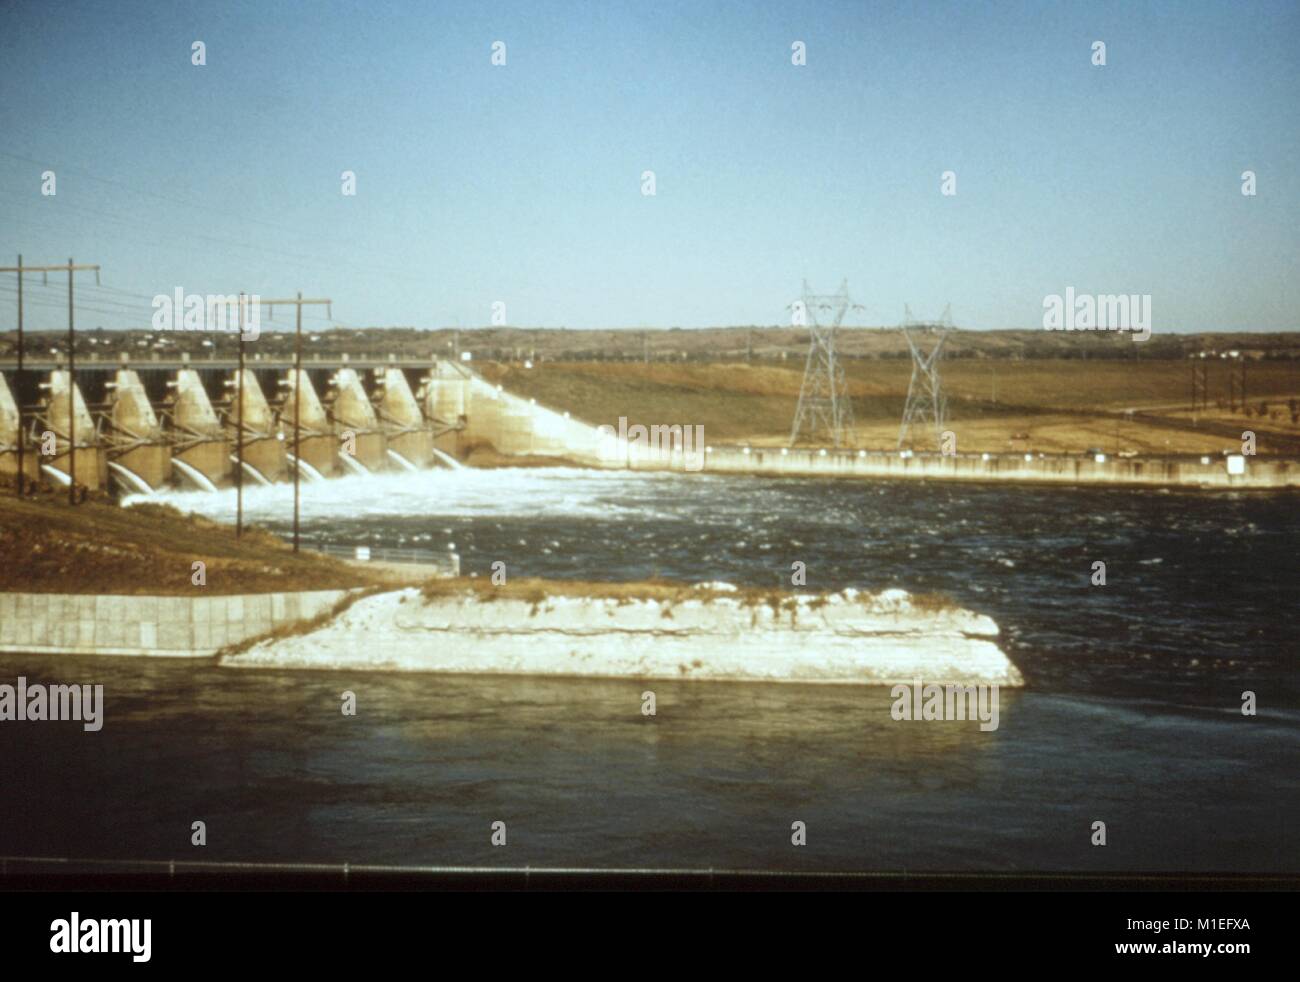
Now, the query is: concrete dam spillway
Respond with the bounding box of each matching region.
[0,353,701,495]
[0,355,471,495]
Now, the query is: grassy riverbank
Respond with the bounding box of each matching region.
[0,489,406,595]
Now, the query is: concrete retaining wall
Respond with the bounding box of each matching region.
[697,446,1299,489]
[0,590,349,657]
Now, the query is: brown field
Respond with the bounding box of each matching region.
[477,358,1300,455]
[0,490,414,595]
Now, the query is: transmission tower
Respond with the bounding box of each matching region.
[1227,355,1247,413]
[788,279,858,447]
[1190,356,1209,416]
[897,304,953,449]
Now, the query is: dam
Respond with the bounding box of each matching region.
[0,354,469,494]
[2,351,1298,493]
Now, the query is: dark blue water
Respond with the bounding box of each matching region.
[4,470,1297,871]
[264,468,1298,705]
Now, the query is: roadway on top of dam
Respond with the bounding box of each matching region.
[0,353,449,371]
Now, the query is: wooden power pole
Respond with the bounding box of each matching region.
[0,257,100,503]
[264,293,331,552]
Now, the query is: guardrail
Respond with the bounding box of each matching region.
[319,544,460,576]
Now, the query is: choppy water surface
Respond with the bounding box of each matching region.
[133,467,1299,702]
[3,469,1296,871]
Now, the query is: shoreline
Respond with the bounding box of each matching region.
[461,447,1300,491]
[0,582,1023,687]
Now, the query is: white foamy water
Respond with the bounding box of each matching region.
[122,465,693,523]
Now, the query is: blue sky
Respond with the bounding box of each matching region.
[1,0,1297,332]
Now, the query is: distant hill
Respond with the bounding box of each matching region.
[4,325,1299,363]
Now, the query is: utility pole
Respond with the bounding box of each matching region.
[1227,354,1247,413]
[1190,356,1209,419]
[236,292,246,538]
[67,258,75,504]
[0,258,100,503]
[264,293,331,552]
[1,255,25,497]
[17,256,21,495]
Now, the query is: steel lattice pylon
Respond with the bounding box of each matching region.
[789,279,857,447]
[897,304,953,449]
